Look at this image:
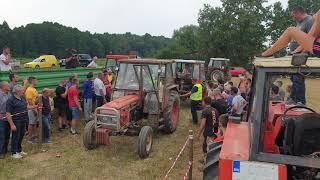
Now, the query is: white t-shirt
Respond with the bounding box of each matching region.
[0,54,12,71]
[87,61,97,68]
[232,95,246,115]
[94,78,106,96]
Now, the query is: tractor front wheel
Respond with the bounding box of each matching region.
[163,91,180,133]
[138,126,153,159]
[83,120,97,150]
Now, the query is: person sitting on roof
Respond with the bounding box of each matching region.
[261,9,320,57]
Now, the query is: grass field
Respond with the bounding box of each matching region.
[1,77,319,180]
[0,104,204,180]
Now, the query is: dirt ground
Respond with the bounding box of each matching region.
[0,104,204,180]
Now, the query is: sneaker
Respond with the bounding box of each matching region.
[12,153,23,159]
[70,128,77,135]
[19,151,27,156]
[0,154,5,159]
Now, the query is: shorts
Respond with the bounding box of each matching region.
[313,38,320,57]
[57,105,67,117]
[28,110,37,125]
[69,107,79,120]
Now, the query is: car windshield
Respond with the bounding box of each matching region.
[212,60,227,68]
[32,58,41,62]
[115,63,158,91]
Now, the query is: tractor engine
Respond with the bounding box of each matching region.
[97,95,140,132]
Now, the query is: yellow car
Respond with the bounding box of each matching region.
[24,55,59,69]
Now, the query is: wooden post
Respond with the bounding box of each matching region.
[188,130,194,180]
[38,95,43,144]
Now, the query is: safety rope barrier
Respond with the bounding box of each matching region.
[164,130,194,180]
[0,110,29,120]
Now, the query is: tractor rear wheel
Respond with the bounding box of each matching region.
[163,91,180,133]
[211,70,224,82]
[138,126,153,159]
[83,121,97,150]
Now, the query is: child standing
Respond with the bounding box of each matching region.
[40,88,53,144]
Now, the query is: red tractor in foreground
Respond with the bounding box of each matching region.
[83,59,180,158]
[204,55,320,180]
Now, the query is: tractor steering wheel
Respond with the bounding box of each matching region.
[281,105,317,126]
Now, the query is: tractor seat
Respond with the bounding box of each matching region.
[280,113,320,156]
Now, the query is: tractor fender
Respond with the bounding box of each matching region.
[163,85,179,109]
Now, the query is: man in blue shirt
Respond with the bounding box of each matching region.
[83,72,94,123]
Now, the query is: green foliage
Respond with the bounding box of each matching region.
[198,0,268,66]
[0,22,172,59]
[288,0,320,14]
[156,25,204,59]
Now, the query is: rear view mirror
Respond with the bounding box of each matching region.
[291,53,308,66]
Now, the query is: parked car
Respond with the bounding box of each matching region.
[24,55,59,69]
[229,66,247,77]
[78,54,92,67]
[10,58,21,70]
[59,59,66,67]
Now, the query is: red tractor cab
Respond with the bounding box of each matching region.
[84,59,180,159]
[204,56,320,180]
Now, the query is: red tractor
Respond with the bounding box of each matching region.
[204,55,320,180]
[83,59,180,158]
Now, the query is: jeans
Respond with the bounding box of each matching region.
[96,96,104,108]
[190,100,201,124]
[290,75,306,104]
[84,98,92,122]
[0,121,10,155]
[11,120,26,154]
[42,115,50,142]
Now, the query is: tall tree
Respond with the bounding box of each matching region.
[198,0,268,66]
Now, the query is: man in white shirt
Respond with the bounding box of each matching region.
[231,87,247,116]
[87,56,98,68]
[94,72,106,107]
[0,47,12,71]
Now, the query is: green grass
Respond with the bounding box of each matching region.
[1,77,319,180]
[0,105,204,180]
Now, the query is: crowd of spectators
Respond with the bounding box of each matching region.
[0,66,114,159]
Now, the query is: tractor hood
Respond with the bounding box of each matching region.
[102,95,140,110]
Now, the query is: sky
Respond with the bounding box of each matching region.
[0,0,288,37]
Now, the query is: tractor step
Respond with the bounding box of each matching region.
[96,128,110,145]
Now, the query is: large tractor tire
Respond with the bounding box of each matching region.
[138,126,153,159]
[211,70,224,82]
[203,141,223,180]
[163,91,180,133]
[83,121,97,150]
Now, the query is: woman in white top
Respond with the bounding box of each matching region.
[87,56,98,68]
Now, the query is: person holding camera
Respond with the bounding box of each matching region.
[0,46,12,71]
[65,48,80,69]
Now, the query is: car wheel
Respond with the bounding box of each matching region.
[35,65,40,70]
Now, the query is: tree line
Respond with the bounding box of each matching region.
[0,21,172,59]
[156,0,320,67]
